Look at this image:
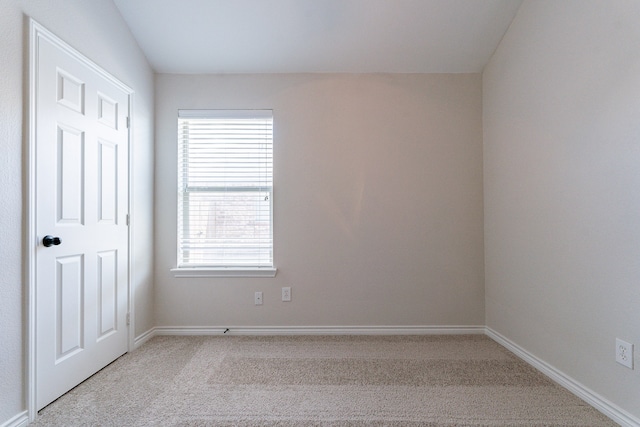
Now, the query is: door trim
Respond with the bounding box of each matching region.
[26,19,134,421]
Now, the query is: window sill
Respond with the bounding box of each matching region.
[170,267,277,278]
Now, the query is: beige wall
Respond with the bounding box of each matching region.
[154,73,485,328]
[0,0,154,424]
[483,0,640,419]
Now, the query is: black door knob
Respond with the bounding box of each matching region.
[43,235,62,247]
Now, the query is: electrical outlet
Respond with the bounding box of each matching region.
[254,291,263,305]
[282,287,291,302]
[616,338,633,369]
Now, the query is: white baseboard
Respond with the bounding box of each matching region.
[146,325,485,337]
[0,411,28,427]
[486,328,640,427]
[134,327,157,349]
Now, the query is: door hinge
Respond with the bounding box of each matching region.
[126,214,130,226]
[126,117,130,128]
[126,313,131,326]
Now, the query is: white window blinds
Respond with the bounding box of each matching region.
[177,110,273,268]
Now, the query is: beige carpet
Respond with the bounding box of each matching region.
[33,335,616,426]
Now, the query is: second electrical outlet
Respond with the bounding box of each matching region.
[255,291,263,305]
[282,287,291,302]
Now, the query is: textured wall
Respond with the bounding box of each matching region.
[0,1,27,422]
[0,0,154,424]
[155,73,485,329]
[483,0,640,419]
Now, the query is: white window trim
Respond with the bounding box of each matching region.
[170,267,277,278]
[175,109,275,276]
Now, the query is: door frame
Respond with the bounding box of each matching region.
[26,19,135,421]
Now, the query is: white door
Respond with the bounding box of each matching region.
[33,25,131,410]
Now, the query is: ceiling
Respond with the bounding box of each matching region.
[113,0,523,74]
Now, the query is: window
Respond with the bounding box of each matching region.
[174,110,274,277]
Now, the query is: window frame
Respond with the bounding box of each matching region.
[171,109,276,278]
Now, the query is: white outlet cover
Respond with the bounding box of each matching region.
[254,291,263,305]
[616,338,633,369]
[282,287,291,302]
